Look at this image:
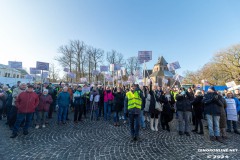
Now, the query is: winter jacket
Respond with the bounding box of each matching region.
[202,92,223,116]
[0,91,7,109]
[191,95,204,119]
[219,96,227,129]
[104,90,114,103]
[57,91,71,107]
[12,87,25,106]
[176,94,192,112]
[160,94,175,122]
[15,91,39,113]
[73,90,84,106]
[38,94,53,112]
[149,84,161,114]
[113,92,124,112]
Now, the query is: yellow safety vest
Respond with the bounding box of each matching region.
[126,91,142,110]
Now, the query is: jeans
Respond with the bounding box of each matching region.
[48,103,56,118]
[129,114,140,137]
[178,111,191,133]
[8,105,17,127]
[91,108,99,120]
[36,110,48,125]
[74,104,84,121]
[227,120,238,131]
[58,105,68,122]
[140,110,146,128]
[114,112,119,122]
[104,102,111,120]
[13,113,33,134]
[206,114,220,136]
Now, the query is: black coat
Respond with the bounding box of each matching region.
[149,91,161,115]
[160,94,175,122]
[176,94,192,112]
[191,95,204,119]
[113,92,124,112]
[202,92,223,116]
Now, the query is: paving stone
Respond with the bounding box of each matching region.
[0,114,239,160]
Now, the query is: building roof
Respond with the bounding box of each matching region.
[154,56,168,66]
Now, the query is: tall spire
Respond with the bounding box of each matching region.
[157,56,168,66]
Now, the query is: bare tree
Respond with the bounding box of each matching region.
[106,50,125,65]
[125,56,141,75]
[49,63,60,82]
[71,40,86,79]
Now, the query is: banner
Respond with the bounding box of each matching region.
[110,64,114,72]
[122,69,126,76]
[226,81,236,88]
[92,70,100,76]
[106,77,113,82]
[80,77,87,83]
[118,70,122,76]
[114,64,121,71]
[36,61,49,71]
[67,72,76,78]
[100,66,109,72]
[163,78,168,84]
[8,61,22,69]
[64,68,70,72]
[30,68,41,74]
[138,51,152,63]
[173,74,184,82]
[42,72,49,78]
[104,74,111,79]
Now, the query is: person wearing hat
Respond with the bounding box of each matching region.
[225,91,240,134]
[35,89,53,129]
[126,83,143,141]
[202,86,224,142]
[10,84,39,138]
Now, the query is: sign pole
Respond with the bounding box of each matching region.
[144,60,146,86]
[41,70,43,93]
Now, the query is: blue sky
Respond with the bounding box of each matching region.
[0,0,240,77]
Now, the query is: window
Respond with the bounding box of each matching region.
[13,74,16,78]
[8,73,10,77]
[5,73,7,77]
[17,75,19,78]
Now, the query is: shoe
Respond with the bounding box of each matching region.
[222,136,228,140]
[131,137,135,142]
[192,129,197,133]
[114,123,117,126]
[166,128,170,132]
[35,125,40,129]
[23,130,29,135]
[216,136,224,143]
[62,122,66,124]
[135,137,142,142]
[10,133,18,138]
[42,124,46,128]
[210,136,215,141]
[150,118,155,131]
[74,121,78,124]
[133,136,137,141]
[226,129,231,133]
[154,118,159,131]
[185,132,190,136]
[234,130,240,134]
[179,131,184,136]
[198,131,204,135]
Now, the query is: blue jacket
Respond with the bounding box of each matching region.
[57,92,70,107]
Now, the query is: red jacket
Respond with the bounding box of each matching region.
[16,91,39,113]
[38,94,53,112]
[104,90,114,102]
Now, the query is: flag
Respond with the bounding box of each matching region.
[80,77,87,83]
[167,61,181,71]
[68,72,76,78]
[114,64,121,71]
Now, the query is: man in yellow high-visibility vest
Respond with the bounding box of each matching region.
[126,84,143,141]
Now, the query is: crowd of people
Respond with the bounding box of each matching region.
[0,80,240,143]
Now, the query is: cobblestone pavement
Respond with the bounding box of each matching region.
[0,113,240,160]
